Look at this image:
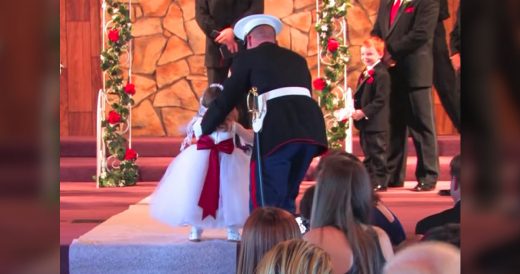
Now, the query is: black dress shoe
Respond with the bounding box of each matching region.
[438,189,451,196]
[373,185,388,192]
[412,184,436,192]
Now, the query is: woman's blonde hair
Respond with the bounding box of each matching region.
[255,239,333,274]
[237,207,301,274]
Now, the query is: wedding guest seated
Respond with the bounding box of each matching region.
[422,223,460,248]
[255,239,333,274]
[298,184,315,233]
[416,155,460,235]
[372,192,406,246]
[311,149,406,246]
[237,207,301,274]
[304,155,393,274]
[383,242,460,274]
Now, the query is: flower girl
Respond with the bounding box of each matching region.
[150,84,253,241]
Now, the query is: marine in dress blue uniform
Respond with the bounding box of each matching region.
[200,15,327,213]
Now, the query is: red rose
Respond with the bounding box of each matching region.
[124,83,136,95]
[108,29,120,43]
[327,38,340,52]
[313,78,327,90]
[367,77,374,84]
[124,148,138,161]
[367,69,375,77]
[107,110,121,124]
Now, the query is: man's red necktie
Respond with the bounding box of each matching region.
[390,0,401,25]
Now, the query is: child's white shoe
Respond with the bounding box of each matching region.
[227,227,240,242]
[189,227,202,242]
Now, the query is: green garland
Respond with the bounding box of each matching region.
[313,0,352,149]
[97,0,139,187]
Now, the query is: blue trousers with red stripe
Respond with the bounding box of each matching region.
[250,143,320,213]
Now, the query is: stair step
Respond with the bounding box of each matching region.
[60,137,184,158]
[60,157,173,182]
[60,136,460,158]
[60,156,454,182]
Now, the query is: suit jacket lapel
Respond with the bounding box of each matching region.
[386,0,416,38]
[355,69,369,94]
[356,78,369,94]
[381,0,393,37]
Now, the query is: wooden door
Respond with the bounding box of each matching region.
[60,0,102,136]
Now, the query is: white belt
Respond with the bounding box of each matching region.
[261,87,311,101]
[252,87,311,133]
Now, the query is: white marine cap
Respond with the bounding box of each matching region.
[233,14,282,41]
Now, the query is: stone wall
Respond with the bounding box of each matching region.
[127,0,458,137]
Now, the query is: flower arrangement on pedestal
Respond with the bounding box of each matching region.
[314,0,352,149]
[97,0,139,187]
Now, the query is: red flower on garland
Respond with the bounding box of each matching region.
[108,29,120,43]
[124,83,136,95]
[313,78,327,90]
[107,110,121,124]
[327,38,340,52]
[124,148,137,161]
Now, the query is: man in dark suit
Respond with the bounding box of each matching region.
[200,15,328,213]
[433,0,460,132]
[195,0,263,127]
[195,0,263,84]
[372,0,440,191]
[450,5,461,86]
[416,154,460,234]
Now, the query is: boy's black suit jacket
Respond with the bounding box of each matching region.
[371,0,439,88]
[354,62,391,132]
[195,0,264,68]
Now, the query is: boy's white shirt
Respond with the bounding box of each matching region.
[365,59,381,73]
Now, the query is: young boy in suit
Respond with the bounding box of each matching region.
[352,36,391,191]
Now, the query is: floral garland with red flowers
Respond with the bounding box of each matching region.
[97,0,139,187]
[314,0,352,149]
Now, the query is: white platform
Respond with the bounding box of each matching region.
[69,180,452,273]
[69,197,238,274]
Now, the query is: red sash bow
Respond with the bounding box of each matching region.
[196,135,234,219]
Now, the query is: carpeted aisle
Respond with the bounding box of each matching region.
[69,197,237,274]
[66,181,452,274]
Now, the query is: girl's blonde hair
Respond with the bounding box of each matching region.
[255,239,333,274]
[237,207,301,274]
